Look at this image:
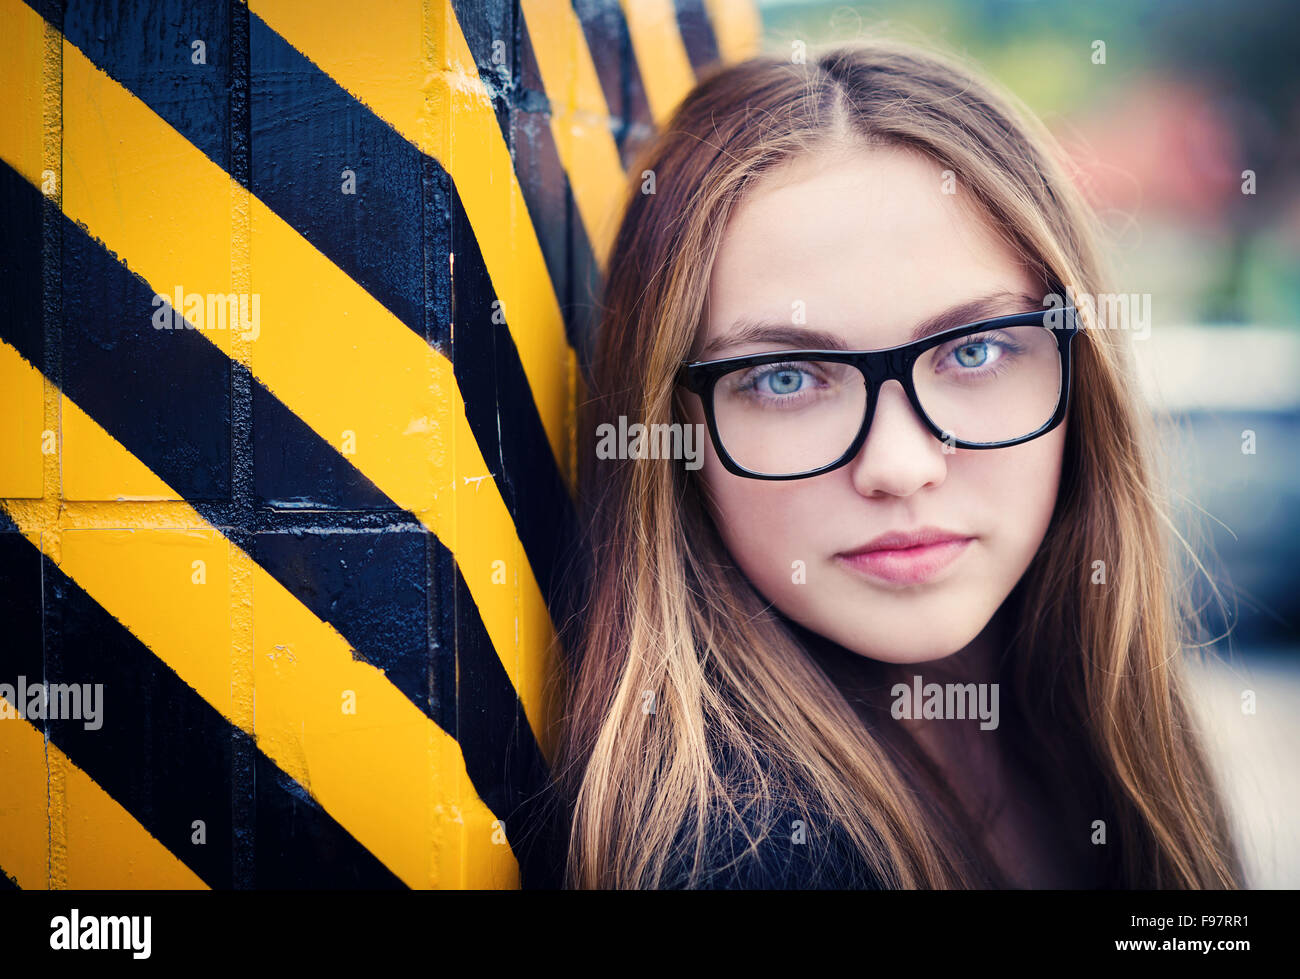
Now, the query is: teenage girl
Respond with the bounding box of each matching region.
[532,37,1245,890]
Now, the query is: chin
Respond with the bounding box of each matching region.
[849,641,967,665]
[819,612,986,666]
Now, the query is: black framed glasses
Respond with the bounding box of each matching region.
[677,307,1079,480]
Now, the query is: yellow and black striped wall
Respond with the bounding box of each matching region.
[0,0,760,889]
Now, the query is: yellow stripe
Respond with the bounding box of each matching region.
[0,697,51,888]
[519,0,626,269]
[0,699,207,889]
[0,0,53,499]
[1,339,518,887]
[0,12,557,765]
[251,0,577,490]
[0,0,49,187]
[619,0,697,125]
[703,0,764,64]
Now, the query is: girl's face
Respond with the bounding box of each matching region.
[681,144,1066,664]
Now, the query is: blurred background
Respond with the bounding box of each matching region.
[755,0,1300,886]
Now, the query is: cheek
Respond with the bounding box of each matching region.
[693,431,829,597]
[699,460,813,574]
[959,425,1066,554]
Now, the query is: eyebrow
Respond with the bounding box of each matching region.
[697,291,1044,359]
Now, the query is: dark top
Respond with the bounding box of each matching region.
[658,803,885,889]
[518,773,886,889]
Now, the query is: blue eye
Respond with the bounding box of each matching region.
[728,360,837,406]
[937,333,1019,374]
[763,368,806,395]
[954,342,990,368]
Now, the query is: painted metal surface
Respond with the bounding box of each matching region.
[0,0,760,888]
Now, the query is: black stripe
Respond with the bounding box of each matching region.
[441,166,577,614]
[675,0,722,76]
[61,186,233,501]
[515,10,603,369]
[0,531,405,888]
[570,0,658,175]
[40,0,234,169]
[0,526,41,680]
[436,546,563,889]
[445,0,515,162]
[0,129,44,372]
[252,528,452,728]
[569,0,624,140]
[248,13,424,338]
[0,525,42,892]
[252,382,396,511]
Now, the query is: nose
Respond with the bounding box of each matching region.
[846,379,949,497]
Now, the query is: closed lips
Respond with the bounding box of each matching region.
[834,529,975,586]
[839,528,973,555]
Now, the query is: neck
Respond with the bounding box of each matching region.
[884,604,1013,751]
[788,598,1014,714]
[784,596,1030,887]
[901,602,1010,687]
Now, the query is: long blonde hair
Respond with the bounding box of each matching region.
[546,36,1245,889]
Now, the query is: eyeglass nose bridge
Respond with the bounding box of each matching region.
[847,348,939,450]
[856,347,917,386]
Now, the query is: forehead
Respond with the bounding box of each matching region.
[703,144,1037,352]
